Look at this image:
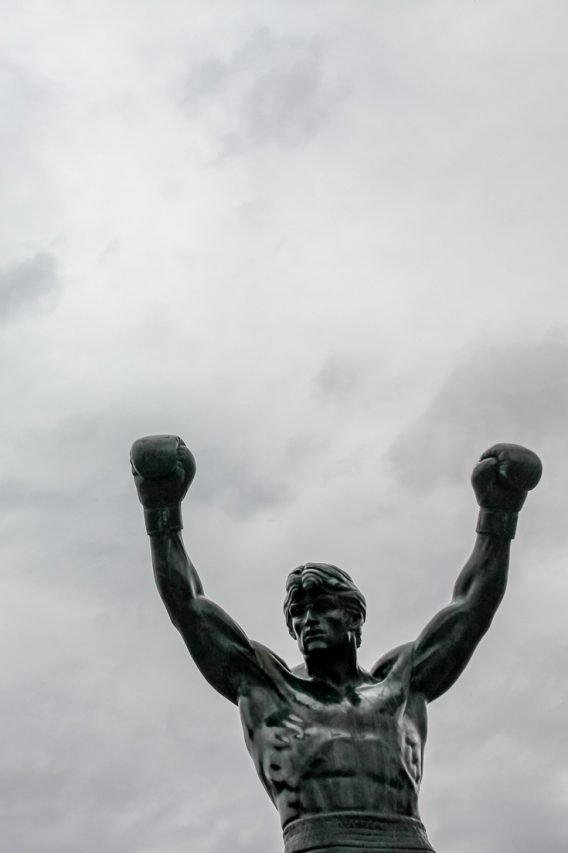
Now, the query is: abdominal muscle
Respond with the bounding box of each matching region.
[243,696,423,826]
[275,750,420,826]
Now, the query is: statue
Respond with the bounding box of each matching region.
[130,436,542,853]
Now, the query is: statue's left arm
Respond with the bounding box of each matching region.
[408,444,542,702]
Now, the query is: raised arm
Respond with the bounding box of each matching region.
[131,435,265,705]
[409,443,542,702]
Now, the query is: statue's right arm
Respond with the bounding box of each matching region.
[150,530,263,705]
[130,434,265,705]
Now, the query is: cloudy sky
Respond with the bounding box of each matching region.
[1,1,567,851]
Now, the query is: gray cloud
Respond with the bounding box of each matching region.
[314,351,403,407]
[0,252,59,320]
[181,29,347,151]
[315,353,376,401]
[0,55,59,260]
[387,336,568,491]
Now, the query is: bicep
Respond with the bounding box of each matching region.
[411,536,510,702]
[411,598,493,702]
[172,596,265,704]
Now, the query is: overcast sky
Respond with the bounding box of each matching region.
[1,2,567,851]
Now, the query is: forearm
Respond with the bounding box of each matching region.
[150,530,204,618]
[453,533,511,615]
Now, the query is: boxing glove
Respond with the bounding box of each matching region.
[472,443,542,539]
[130,435,196,535]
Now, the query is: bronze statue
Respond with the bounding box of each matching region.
[130,436,542,853]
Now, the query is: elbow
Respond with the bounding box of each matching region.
[155,575,193,624]
[468,601,499,638]
[160,583,207,632]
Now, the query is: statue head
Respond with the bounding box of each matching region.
[283,563,367,654]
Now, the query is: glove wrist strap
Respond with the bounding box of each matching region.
[144,505,183,536]
[476,508,518,540]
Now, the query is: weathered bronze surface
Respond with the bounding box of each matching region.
[130,436,542,853]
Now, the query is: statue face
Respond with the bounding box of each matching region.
[289,590,356,657]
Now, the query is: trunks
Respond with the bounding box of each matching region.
[283,812,435,852]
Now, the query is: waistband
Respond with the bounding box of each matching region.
[283,812,435,852]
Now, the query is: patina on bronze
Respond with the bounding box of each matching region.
[130,437,542,853]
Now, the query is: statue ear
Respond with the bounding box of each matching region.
[346,611,363,646]
[345,610,359,630]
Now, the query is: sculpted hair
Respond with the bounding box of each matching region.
[284,562,367,646]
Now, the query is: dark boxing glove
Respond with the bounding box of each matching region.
[130,435,196,535]
[472,443,542,539]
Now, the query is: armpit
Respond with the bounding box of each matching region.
[371,641,414,680]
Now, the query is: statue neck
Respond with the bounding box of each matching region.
[304,640,359,687]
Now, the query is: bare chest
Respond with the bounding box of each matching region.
[239,679,426,822]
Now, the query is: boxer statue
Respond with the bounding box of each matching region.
[130,437,542,853]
